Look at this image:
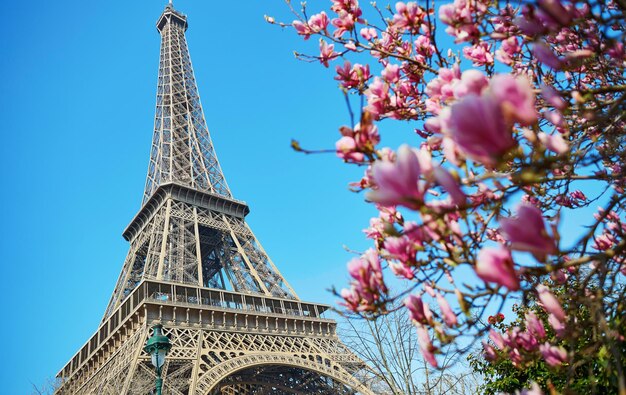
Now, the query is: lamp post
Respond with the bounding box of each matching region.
[144,324,172,395]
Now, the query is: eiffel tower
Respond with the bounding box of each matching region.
[54,3,374,395]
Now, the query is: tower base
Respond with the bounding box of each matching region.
[56,280,375,394]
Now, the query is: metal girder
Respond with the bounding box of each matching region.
[145,5,230,202]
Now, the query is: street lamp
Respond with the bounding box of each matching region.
[144,324,172,395]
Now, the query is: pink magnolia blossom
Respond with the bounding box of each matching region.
[516,330,540,351]
[537,284,566,322]
[392,2,425,34]
[404,294,429,323]
[592,233,616,251]
[284,0,626,379]
[496,37,521,65]
[416,324,438,367]
[425,65,461,113]
[340,287,361,311]
[423,283,436,297]
[424,116,444,134]
[550,268,568,284]
[441,136,462,166]
[404,221,428,244]
[292,12,329,40]
[366,145,425,209]
[476,246,520,290]
[344,41,357,51]
[352,115,380,149]
[446,94,516,166]
[489,74,537,126]
[389,262,415,279]
[514,14,545,37]
[489,329,506,349]
[363,217,384,240]
[525,311,546,339]
[483,341,497,360]
[438,0,484,43]
[422,301,433,323]
[539,342,568,366]
[538,131,569,154]
[364,77,390,117]
[548,313,566,336]
[437,4,456,26]
[532,43,562,69]
[353,63,371,87]
[387,80,420,120]
[502,327,520,348]
[425,66,461,114]
[439,65,461,83]
[367,144,465,209]
[570,190,587,202]
[295,15,327,40]
[335,61,371,90]
[541,84,567,110]
[453,69,489,98]
[379,205,402,223]
[509,347,523,367]
[319,39,338,68]
[332,11,356,37]
[432,166,466,206]
[336,111,379,162]
[537,0,572,26]
[309,12,330,32]
[360,27,377,40]
[292,20,311,38]
[436,293,458,327]
[515,1,572,36]
[463,42,494,66]
[341,249,388,312]
[384,235,416,263]
[607,41,625,61]
[362,209,399,240]
[544,110,564,127]
[500,204,557,259]
[336,136,364,163]
[381,63,401,83]
[348,249,384,288]
[486,229,505,245]
[414,35,435,60]
[331,0,362,16]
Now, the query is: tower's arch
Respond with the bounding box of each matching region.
[199,354,375,395]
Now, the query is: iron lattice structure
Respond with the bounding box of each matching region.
[55,4,375,395]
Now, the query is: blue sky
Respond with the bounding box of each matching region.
[1,1,607,393]
[0,1,387,392]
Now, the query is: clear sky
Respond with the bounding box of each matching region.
[0,1,385,392]
[1,1,604,393]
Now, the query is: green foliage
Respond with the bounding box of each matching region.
[468,284,626,395]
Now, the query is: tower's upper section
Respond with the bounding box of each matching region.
[157,4,188,32]
[143,4,232,205]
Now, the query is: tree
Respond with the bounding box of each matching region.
[339,305,481,394]
[268,0,626,393]
[469,281,626,394]
[30,378,61,395]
